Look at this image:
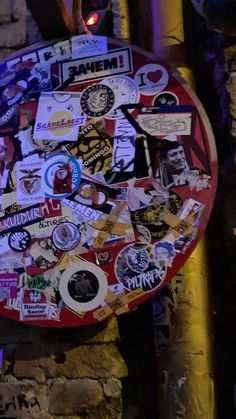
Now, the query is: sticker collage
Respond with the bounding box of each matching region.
[0,35,217,326]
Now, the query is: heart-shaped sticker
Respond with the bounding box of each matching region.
[147,69,163,83]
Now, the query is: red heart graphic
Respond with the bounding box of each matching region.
[147,69,162,83]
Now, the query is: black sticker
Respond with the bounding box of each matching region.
[153,91,178,107]
[8,228,31,252]
[68,270,99,303]
[80,84,115,117]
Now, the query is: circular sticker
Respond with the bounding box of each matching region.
[101,76,140,119]
[0,35,217,327]
[80,84,115,117]
[52,222,80,251]
[115,243,167,292]
[8,228,31,252]
[153,91,179,107]
[134,63,169,96]
[43,153,81,198]
[59,261,108,312]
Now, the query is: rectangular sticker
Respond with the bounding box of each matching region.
[16,159,45,205]
[138,112,192,136]
[61,47,132,83]
[71,35,107,59]
[0,273,17,299]
[0,204,43,236]
[33,91,85,142]
[20,289,50,321]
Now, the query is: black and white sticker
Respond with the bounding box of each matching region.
[80,84,115,118]
[59,261,108,312]
[8,228,31,252]
[52,222,80,251]
[153,91,179,107]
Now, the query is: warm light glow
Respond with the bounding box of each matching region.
[86,13,99,26]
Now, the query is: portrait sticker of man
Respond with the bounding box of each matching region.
[154,241,175,268]
[155,136,189,187]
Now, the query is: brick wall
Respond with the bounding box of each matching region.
[0,2,127,418]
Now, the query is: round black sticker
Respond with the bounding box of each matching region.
[68,270,99,303]
[153,91,179,107]
[8,228,31,252]
[80,84,115,117]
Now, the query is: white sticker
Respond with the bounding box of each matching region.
[61,47,132,84]
[15,126,36,157]
[33,92,86,142]
[134,63,169,96]
[112,137,135,172]
[101,76,140,119]
[59,261,108,312]
[114,119,137,138]
[71,35,107,59]
[16,159,45,205]
[137,112,192,136]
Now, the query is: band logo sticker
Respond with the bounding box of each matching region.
[0,273,17,299]
[8,228,31,252]
[16,159,45,205]
[115,243,167,292]
[52,222,80,251]
[61,47,132,83]
[43,153,81,198]
[134,63,169,96]
[59,261,108,312]
[80,84,115,118]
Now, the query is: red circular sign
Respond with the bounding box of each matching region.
[0,36,217,326]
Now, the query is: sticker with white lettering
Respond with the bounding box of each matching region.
[43,153,81,199]
[115,243,167,292]
[8,228,31,252]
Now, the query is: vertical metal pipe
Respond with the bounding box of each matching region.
[150,1,217,418]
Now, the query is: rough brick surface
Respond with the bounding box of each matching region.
[0,383,49,418]
[14,344,128,382]
[12,0,27,21]
[49,380,103,415]
[0,0,27,47]
[103,378,122,398]
[0,0,11,24]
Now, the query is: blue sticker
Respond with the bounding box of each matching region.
[43,153,81,199]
